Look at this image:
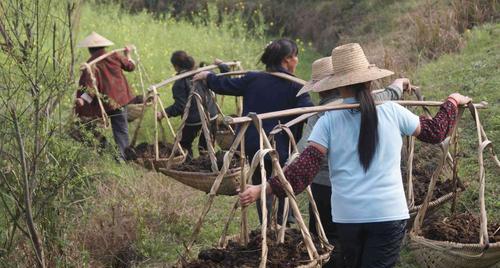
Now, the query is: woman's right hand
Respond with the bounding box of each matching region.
[193,71,210,81]
[447,93,471,106]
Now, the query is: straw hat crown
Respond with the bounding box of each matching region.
[78,32,114,48]
[296,56,333,96]
[314,43,393,92]
[311,57,333,81]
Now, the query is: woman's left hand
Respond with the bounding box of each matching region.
[193,71,210,81]
[239,185,262,206]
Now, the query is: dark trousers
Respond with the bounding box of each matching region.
[181,122,214,157]
[309,183,343,268]
[108,108,129,160]
[336,220,407,268]
[251,156,294,225]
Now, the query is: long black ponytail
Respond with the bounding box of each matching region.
[352,82,379,171]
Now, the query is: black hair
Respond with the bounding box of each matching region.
[352,82,378,171]
[170,50,195,71]
[260,38,298,72]
[88,47,105,54]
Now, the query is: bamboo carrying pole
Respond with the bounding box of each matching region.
[150,61,241,90]
[226,101,488,125]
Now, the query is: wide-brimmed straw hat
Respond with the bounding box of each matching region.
[313,43,393,92]
[296,57,333,96]
[77,32,114,48]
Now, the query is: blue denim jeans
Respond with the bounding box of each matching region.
[108,107,129,160]
[336,220,407,268]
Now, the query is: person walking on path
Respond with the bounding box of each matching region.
[239,43,470,268]
[296,56,413,268]
[74,32,135,160]
[157,51,229,157]
[193,38,314,225]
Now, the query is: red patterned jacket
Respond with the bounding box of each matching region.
[75,50,135,118]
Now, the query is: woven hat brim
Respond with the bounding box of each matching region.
[296,80,318,96]
[314,67,394,93]
[77,40,114,48]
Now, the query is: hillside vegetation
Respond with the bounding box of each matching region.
[0,0,498,267]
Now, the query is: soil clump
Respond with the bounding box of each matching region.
[124,142,175,161]
[174,151,240,172]
[183,228,329,267]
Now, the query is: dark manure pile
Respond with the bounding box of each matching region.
[174,151,240,172]
[422,212,500,244]
[183,228,329,267]
[402,142,465,205]
[124,142,175,161]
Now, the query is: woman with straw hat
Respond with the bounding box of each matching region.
[240,43,470,267]
[297,56,412,268]
[193,38,314,226]
[74,32,135,160]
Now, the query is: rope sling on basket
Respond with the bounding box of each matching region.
[408,102,500,268]
[128,61,242,169]
[158,82,245,196]
[178,113,332,268]
[401,88,465,223]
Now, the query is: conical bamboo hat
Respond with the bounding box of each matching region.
[77,32,114,48]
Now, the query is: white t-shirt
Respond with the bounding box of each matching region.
[308,98,419,223]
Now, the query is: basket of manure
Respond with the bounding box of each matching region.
[159,151,243,196]
[125,142,184,170]
[408,104,500,268]
[182,228,332,268]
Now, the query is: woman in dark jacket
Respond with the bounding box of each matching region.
[158,51,225,157]
[193,39,314,225]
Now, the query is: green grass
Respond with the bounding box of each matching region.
[413,23,500,221]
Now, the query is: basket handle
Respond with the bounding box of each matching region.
[467,102,500,248]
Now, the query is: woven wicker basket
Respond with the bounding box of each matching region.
[408,234,500,268]
[158,166,243,196]
[127,102,152,122]
[134,156,185,171]
[408,104,500,268]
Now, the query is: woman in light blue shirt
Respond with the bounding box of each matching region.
[239,43,470,267]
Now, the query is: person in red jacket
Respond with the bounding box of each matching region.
[74,32,135,160]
